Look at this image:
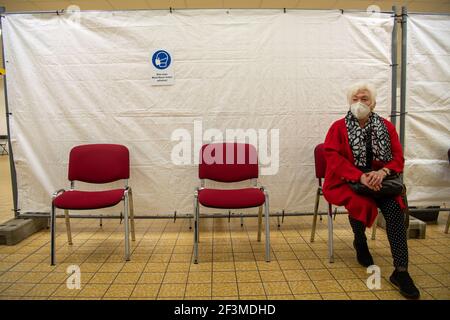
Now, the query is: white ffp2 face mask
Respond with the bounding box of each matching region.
[350,102,371,119]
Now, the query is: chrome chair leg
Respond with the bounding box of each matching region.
[129,188,136,242]
[193,195,199,264]
[328,203,334,263]
[124,193,130,261]
[264,191,271,262]
[310,187,321,242]
[257,205,263,242]
[64,209,73,245]
[50,204,56,266]
[445,213,450,234]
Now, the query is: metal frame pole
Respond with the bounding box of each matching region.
[0,7,19,218]
[399,6,408,150]
[390,5,398,127]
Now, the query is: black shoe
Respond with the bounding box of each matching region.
[390,270,420,299]
[353,240,374,267]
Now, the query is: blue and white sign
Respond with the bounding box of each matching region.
[152,50,171,69]
[150,49,174,85]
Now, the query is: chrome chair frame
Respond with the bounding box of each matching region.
[50,180,135,265]
[193,178,270,264]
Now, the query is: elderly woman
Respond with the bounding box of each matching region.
[322,83,420,299]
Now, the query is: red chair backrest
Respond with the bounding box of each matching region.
[68,144,130,184]
[199,143,258,182]
[314,143,326,179]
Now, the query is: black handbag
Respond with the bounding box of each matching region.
[349,169,404,199]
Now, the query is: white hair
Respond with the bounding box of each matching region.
[346,82,377,105]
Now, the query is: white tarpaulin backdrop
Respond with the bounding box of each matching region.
[3,9,395,215]
[405,14,450,206]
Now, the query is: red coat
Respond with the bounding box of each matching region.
[322,117,405,227]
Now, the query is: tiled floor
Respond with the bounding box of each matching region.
[0,155,13,224]
[0,155,449,300]
[0,212,449,300]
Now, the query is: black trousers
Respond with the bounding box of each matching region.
[349,197,408,269]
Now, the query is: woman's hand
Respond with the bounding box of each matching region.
[364,170,387,191]
[360,172,383,191]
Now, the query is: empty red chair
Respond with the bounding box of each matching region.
[194,142,270,263]
[50,144,135,265]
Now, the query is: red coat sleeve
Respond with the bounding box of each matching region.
[324,121,363,183]
[383,119,405,174]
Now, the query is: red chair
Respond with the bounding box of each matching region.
[193,142,270,263]
[50,144,135,265]
[309,143,335,262]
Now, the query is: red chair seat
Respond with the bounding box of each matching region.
[53,189,125,210]
[198,188,265,209]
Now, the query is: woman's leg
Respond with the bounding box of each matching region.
[348,216,373,266]
[376,197,420,299]
[376,198,408,270]
[348,216,367,243]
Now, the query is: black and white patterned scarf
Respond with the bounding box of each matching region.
[345,111,393,167]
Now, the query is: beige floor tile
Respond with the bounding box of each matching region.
[40,272,68,284]
[300,259,326,269]
[416,263,448,275]
[374,290,405,300]
[189,263,213,272]
[283,270,310,281]
[0,272,26,283]
[185,283,211,297]
[26,283,60,297]
[0,283,35,297]
[212,282,238,297]
[213,262,235,272]
[104,284,135,298]
[413,275,444,288]
[277,260,303,270]
[425,287,450,300]
[239,295,267,300]
[120,263,146,273]
[51,284,81,297]
[166,262,190,272]
[267,295,295,300]
[238,282,266,296]
[88,273,117,284]
[347,291,379,300]
[260,270,285,282]
[257,260,281,271]
[158,283,186,298]
[131,284,160,298]
[263,282,292,295]
[306,269,334,281]
[15,272,49,284]
[144,263,168,273]
[337,279,369,292]
[294,293,322,300]
[289,281,318,294]
[236,271,261,283]
[162,272,188,283]
[98,263,124,273]
[313,280,345,293]
[234,261,257,271]
[77,284,109,298]
[321,292,350,300]
[188,272,212,283]
[113,272,141,284]
[212,271,237,283]
[139,272,165,284]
